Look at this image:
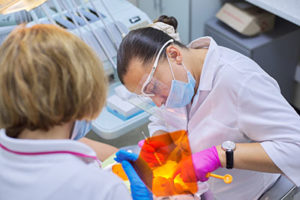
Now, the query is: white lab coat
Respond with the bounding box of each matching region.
[0,130,131,200]
[149,37,300,200]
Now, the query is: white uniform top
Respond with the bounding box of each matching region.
[149,37,300,200]
[0,130,131,200]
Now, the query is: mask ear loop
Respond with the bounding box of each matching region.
[168,55,191,83]
[166,55,176,80]
[182,62,188,71]
[182,62,195,85]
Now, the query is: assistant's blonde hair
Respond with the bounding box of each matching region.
[0,24,107,137]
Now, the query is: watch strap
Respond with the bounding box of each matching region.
[226,150,234,169]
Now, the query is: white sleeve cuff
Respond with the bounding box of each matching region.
[261,141,300,186]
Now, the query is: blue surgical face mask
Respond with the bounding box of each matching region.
[71,120,92,140]
[165,57,196,108]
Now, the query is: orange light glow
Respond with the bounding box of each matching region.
[112,130,198,197]
[149,131,198,196]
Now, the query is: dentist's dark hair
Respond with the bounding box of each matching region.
[154,15,178,31]
[117,15,186,84]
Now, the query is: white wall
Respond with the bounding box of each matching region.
[136,0,228,43]
[161,0,190,44]
[126,0,138,6]
[190,0,234,40]
[137,0,190,44]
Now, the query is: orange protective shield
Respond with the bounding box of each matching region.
[113,130,198,197]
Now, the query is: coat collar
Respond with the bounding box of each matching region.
[188,37,221,91]
[0,129,97,158]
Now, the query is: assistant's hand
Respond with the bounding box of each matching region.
[174,146,221,182]
[115,150,153,200]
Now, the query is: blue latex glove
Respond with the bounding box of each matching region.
[115,150,153,200]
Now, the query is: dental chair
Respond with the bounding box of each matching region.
[258,175,299,200]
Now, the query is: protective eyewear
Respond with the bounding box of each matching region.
[141,39,174,97]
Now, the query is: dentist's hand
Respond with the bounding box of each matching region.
[115,150,153,200]
[174,146,221,182]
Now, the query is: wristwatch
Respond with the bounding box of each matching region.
[221,141,236,169]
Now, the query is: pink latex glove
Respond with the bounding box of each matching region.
[138,139,145,147]
[174,146,221,182]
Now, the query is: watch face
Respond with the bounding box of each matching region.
[222,141,236,151]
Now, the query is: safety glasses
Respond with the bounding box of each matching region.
[140,39,174,97]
